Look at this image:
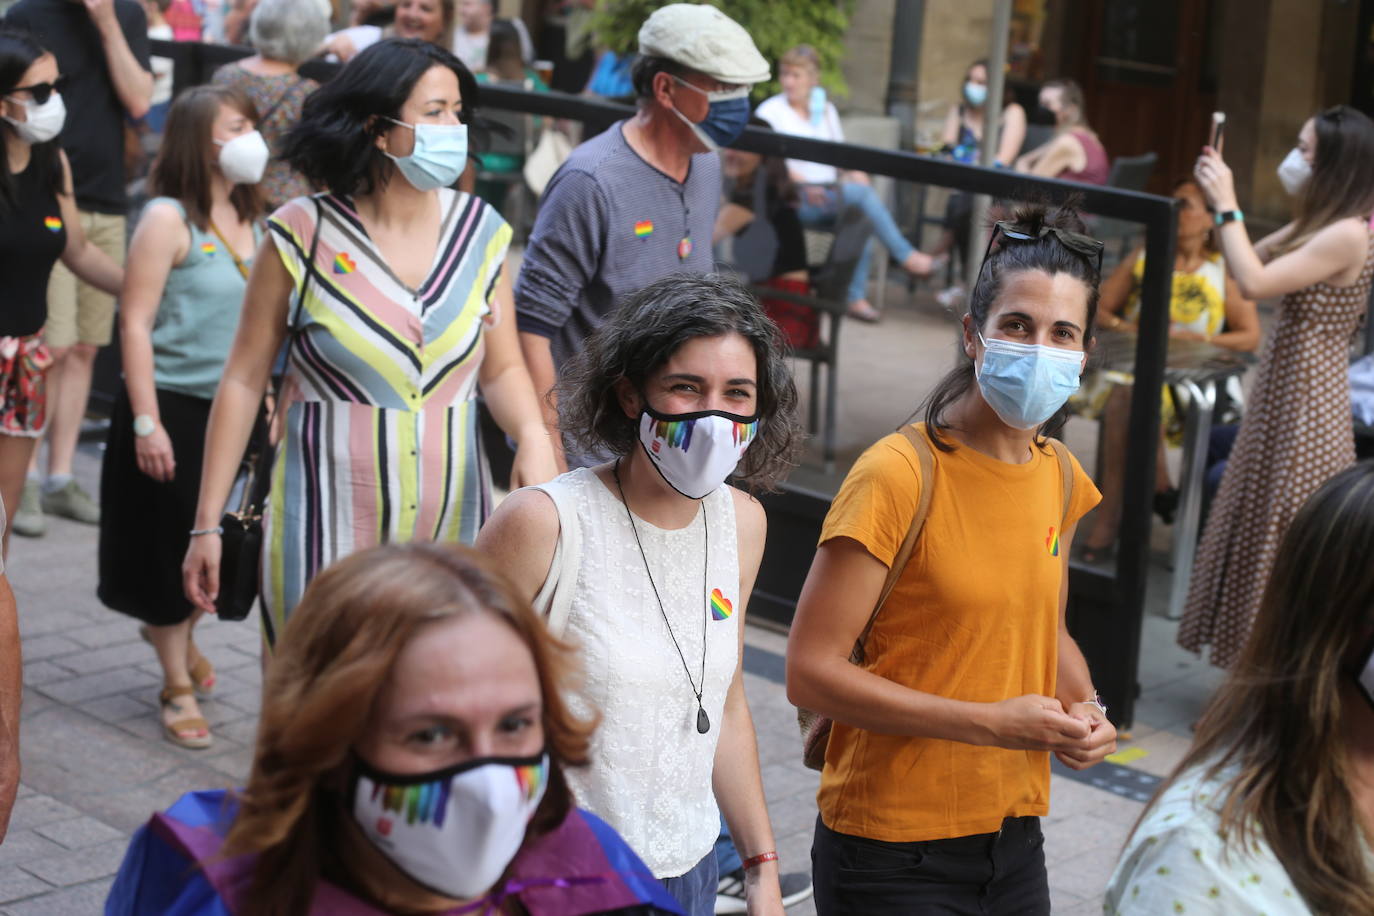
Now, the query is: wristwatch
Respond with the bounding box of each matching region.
[1214,209,1244,226]
[132,414,156,437]
[1083,692,1108,717]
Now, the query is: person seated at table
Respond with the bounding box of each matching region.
[1014,78,1108,185]
[714,117,816,349]
[755,44,938,323]
[1105,460,1374,914]
[1076,177,1259,563]
[931,57,1028,305]
[106,542,685,916]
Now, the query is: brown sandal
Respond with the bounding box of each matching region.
[159,685,212,750]
[140,626,215,695]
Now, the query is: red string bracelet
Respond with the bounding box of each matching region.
[741,851,778,871]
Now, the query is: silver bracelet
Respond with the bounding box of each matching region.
[188,526,223,537]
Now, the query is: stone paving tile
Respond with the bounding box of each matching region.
[2,877,115,915]
[12,637,83,664]
[0,866,52,906]
[0,831,68,869]
[32,666,160,706]
[3,798,80,834]
[33,816,125,851]
[18,838,127,887]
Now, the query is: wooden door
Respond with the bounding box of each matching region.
[1074,0,1219,195]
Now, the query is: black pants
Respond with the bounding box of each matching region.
[811,814,1050,915]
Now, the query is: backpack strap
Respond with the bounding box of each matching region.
[852,423,936,664]
[1044,437,1075,526]
[528,478,581,639]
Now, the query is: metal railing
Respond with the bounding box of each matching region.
[151,40,1180,727]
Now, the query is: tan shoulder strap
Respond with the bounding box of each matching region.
[1045,437,1074,524]
[852,424,935,662]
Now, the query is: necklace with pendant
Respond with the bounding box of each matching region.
[614,459,711,734]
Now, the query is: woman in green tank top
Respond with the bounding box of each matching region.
[97,84,266,751]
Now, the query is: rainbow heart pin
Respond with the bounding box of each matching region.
[42,216,62,233]
[334,252,357,274]
[634,220,653,238]
[709,588,733,621]
[200,242,217,256]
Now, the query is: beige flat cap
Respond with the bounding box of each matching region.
[638,3,770,86]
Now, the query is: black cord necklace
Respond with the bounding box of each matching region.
[613,459,711,734]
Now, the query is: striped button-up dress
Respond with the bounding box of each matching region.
[262,190,511,639]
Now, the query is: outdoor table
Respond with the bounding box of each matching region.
[1090,328,1253,619]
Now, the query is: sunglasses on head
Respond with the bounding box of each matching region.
[979,219,1105,278]
[7,76,67,106]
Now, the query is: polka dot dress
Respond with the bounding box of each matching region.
[1178,232,1374,669]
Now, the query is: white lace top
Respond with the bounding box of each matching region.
[530,468,740,878]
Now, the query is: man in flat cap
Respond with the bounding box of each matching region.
[513,3,767,471]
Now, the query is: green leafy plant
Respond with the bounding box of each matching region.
[588,0,854,101]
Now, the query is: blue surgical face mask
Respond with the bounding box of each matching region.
[385,118,468,192]
[670,76,751,151]
[963,81,988,108]
[975,332,1083,430]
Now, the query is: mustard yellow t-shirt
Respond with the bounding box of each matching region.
[816,424,1101,843]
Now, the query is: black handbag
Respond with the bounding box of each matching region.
[214,198,321,624]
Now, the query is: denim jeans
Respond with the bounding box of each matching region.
[797,182,916,303]
[660,849,720,916]
[714,814,741,874]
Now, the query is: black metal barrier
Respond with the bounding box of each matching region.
[152,40,1179,728]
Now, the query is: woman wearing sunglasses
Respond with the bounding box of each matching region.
[786,204,1117,914]
[0,29,122,553]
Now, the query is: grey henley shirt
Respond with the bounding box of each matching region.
[514,121,721,369]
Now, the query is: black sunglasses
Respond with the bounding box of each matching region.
[7,75,67,106]
[979,219,1105,279]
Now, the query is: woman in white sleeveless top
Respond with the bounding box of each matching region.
[477,274,802,916]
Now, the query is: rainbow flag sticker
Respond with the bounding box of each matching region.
[200,242,217,256]
[634,220,654,238]
[709,588,733,621]
[334,252,357,274]
[42,216,62,233]
[1046,526,1060,557]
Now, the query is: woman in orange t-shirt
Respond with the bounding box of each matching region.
[786,204,1118,914]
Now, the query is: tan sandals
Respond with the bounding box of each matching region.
[139,626,216,695]
[160,685,212,750]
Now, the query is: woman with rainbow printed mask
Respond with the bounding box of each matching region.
[478,273,803,916]
[787,204,1116,915]
[108,542,684,916]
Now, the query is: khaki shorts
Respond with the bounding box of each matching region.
[44,210,125,349]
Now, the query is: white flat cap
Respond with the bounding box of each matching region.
[638,3,770,86]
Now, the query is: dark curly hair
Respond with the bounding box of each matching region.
[922,201,1101,451]
[278,38,479,198]
[557,273,802,491]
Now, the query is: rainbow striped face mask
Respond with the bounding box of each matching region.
[351,751,549,899]
[639,405,760,499]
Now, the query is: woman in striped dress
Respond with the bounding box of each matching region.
[183,39,558,644]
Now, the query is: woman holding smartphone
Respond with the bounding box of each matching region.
[1181,105,1374,669]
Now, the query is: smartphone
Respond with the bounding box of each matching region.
[1210,112,1226,154]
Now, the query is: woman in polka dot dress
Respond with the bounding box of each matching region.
[1181,106,1374,668]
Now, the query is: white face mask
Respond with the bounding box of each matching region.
[2,92,66,145]
[638,406,760,500]
[215,130,269,185]
[1276,147,1311,196]
[352,751,549,900]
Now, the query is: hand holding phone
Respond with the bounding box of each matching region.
[1210,112,1226,156]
